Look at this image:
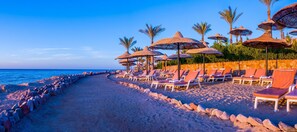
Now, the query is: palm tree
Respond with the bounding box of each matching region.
[219,6,243,44]
[259,0,279,20]
[139,24,165,70]
[192,22,211,42]
[131,47,143,52]
[119,37,137,52]
[139,24,165,44]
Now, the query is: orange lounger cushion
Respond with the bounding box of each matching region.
[253,88,288,99]
[286,90,297,99]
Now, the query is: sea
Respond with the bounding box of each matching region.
[0,69,112,85]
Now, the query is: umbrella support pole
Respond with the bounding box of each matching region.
[203,54,206,74]
[177,44,181,80]
[146,56,149,75]
[266,46,268,76]
[127,58,130,72]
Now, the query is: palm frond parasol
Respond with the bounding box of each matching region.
[272,2,297,28]
[186,48,223,74]
[242,32,291,75]
[150,31,205,79]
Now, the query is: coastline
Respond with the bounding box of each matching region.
[0,71,108,131]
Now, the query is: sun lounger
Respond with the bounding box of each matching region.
[253,69,296,112]
[200,69,217,82]
[213,68,233,82]
[164,70,201,91]
[133,70,155,81]
[242,69,266,85]
[129,70,146,80]
[285,88,297,112]
[232,69,256,84]
[150,70,185,89]
[207,69,224,82]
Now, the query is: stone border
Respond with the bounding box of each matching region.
[0,72,108,131]
[109,74,297,132]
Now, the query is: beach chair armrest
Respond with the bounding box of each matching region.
[266,84,272,89]
[260,76,268,79]
[289,84,296,92]
[250,75,254,78]
[240,75,244,77]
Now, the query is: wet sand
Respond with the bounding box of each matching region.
[12,74,236,132]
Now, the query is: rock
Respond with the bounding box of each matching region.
[143,89,150,93]
[27,99,34,112]
[158,94,167,100]
[233,121,252,129]
[20,102,30,115]
[15,108,23,119]
[278,122,295,132]
[210,109,217,116]
[205,108,214,115]
[13,111,20,122]
[263,119,280,131]
[9,116,15,126]
[236,114,248,123]
[220,112,229,120]
[247,126,270,132]
[189,103,197,111]
[247,116,263,127]
[197,105,206,113]
[215,109,223,118]
[230,114,236,122]
[183,104,193,111]
[33,99,39,109]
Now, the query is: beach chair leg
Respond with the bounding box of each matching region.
[254,98,258,109]
[232,79,234,84]
[171,86,174,92]
[164,85,167,91]
[155,84,158,89]
[274,100,278,112]
[150,83,154,88]
[250,81,253,86]
[287,100,290,112]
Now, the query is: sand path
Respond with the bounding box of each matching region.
[12,74,236,132]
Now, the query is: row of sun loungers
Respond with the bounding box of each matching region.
[116,68,297,112]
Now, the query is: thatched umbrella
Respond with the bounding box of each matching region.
[150,31,205,80]
[115,51,131,71]
[289,29,297,36]
[257,20,285,39]
[119,58,136,63]
[121,62,136,66]
[129,46,162,74]
[230,26,252,43]
[168,53,192,59]
[186,48,223,74]
[258,20,284,31]
[155,54,171,70]
[272,3,297,28]
[208,33,228,44]
[242,32,291,75]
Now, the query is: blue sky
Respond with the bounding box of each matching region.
[0,0,295,69]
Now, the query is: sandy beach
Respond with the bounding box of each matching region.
[12,74,236,131]
[112,75,297,126]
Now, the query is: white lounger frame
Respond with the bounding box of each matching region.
[286,86,297,112]
[254,84,295,112]
[164,79,201,92]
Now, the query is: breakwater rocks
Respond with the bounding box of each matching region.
[115,80,297,132]
[0,71,106,132]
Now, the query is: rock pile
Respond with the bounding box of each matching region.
[115,80,297,132]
